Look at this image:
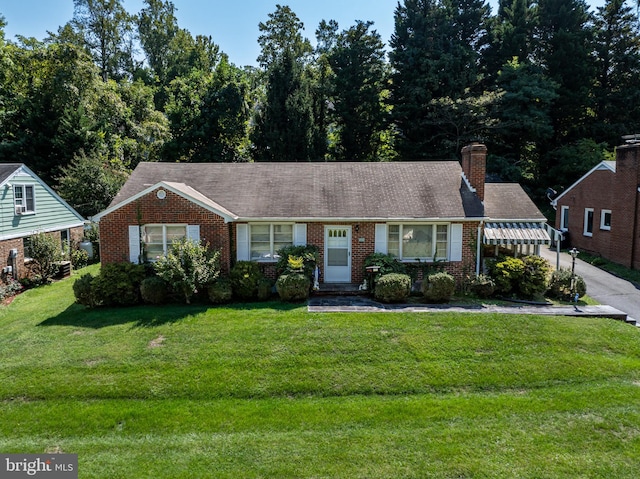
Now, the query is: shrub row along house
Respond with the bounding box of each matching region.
[552,139,640,269]
[93,143,550,286]
[0,164,85,279]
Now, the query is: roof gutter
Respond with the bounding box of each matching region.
[233,216,485,223]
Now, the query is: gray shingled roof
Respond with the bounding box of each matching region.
[0,164,21,184]
[484,183,547,221]
[111,162,487,220]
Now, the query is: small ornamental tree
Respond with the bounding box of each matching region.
[154,238,221,304]
[27,232,63,283]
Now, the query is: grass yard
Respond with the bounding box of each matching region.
[1,264,639,478]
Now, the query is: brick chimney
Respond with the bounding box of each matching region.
[461,142,487,201]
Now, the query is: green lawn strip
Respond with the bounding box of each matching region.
[1,307,639,399]
[1,269,639,477]
[1,382,639,478]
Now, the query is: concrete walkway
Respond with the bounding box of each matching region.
[308,296,633,325]
[540,246,640,324]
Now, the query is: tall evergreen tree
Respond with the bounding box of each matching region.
[311,19,339,161]
[592,0,640,145]
[252,50,315,162]
[164,58,250,163]
[534,0,596,193]
[329,21,388,162]
[252,5,317,162]
[389,0,489,158]
[535,0,594,143]
[491,58,558,182]
[256,4,312,68]
[484,0,537,79]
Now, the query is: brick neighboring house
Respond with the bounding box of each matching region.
[93,143,550,286]
[0,164,85,280]
[552,140,640,269]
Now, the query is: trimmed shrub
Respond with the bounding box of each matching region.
[276,245,319,279]
[374,273,411,303]
[73,273,96,308]
[276,273,311,302]
[71,249,90,269]
[140,276,169,305]
[520,255,551,298]
[154,238,221,304]
[208,279,233,304]
[364,253,406,276]
[468,274,496,298]
[257,277,274,301]
[423,272,456,303]
[229,261,265,300]
[0,278,23,301]
[488,256,525,295]
[547,268,587,301]
[91,263,146,306]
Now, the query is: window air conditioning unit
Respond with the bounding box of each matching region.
[15,206,24,215]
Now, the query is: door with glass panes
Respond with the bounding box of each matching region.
[324,226,351,282]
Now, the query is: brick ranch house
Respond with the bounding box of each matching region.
[552,139,640,269]
[93,143,550,286]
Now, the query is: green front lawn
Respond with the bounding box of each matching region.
[1,264,639,478]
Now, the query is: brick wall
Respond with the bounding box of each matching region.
[309,221,476,285]
[0,225,85,281]
[554,144,640,269]
[101,189,477,285]
[70,226,84,246]
[99,189,231,273]
[555,168,617,261]
[0,238,24,281]
[614,144,640,269]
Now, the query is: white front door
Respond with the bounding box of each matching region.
[324,226,351,283]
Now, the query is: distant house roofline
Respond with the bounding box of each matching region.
[551,161,616,207]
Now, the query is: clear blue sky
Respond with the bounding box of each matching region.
[1,0,609,67]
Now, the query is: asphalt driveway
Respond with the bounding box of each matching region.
[540,246,640,323]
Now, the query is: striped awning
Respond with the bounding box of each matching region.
[483,222,551,245]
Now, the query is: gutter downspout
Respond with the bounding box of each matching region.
[476,220,483,276]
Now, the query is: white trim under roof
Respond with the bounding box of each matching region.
[0,221,86,242]
[234,216,485,223]
[92,181,238,223]
[552,161,616,206]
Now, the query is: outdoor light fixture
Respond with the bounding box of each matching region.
[570,247,579,302]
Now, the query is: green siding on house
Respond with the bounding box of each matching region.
[0,168,84,240]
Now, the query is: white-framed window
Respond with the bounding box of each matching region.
[387,224,448,260]
[250,223,294,261]
[142,224,187,260]
[583,208,594,237]
[14,185,35,214]
[23,236,32,261]
[61,229,71,251]
[600,209,612,231]
[560,205,569,230]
